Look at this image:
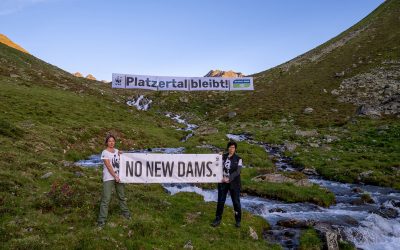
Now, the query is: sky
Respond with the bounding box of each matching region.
[0,0,385,81]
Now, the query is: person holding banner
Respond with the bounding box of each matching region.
[97,135,131,228]
[211,141,243,228]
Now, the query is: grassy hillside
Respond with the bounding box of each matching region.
[0,34,29,54]
[141,0,400,188]
[0,42,284,249]
[0,0,399,248]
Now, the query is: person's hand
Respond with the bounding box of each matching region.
[115,176,121,183]
[219,151,223,155]
[222,177,230,183]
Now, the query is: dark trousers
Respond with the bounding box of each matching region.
[215,182,241,222]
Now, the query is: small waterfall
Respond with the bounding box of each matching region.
[126,95,152,111]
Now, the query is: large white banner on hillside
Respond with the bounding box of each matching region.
[119,153,223,183]
[112,73,254,91]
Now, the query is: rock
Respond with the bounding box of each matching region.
[391,200,400,208]
[295,129,319,137]
[195,126,218,136]
[10,73,20,78]
[335,65,400,116]
[335,71,345,77]
[228,112,237,118]
[86,74,96,81]
[183,240,193,249]
[179,96,189,103]
[252,174,312,187]
[309,143,320,148]
[371,207,399,219]
[61,160,74,167]
[74,72,83,77]
[249,226,259,240]
[331,89,340,95]
[277,219,314,228]
[283,230,296,237]
[40,172,53,179]
[321,144,332,151]
[359,170,374,180]
[352,187,363,193]
[304,107,314,114]
[74,171,85,177]
[324,135,339,143]
[330,108,339,112]
[269,208,287,213]
[351,193,374,205]
[356,105,381,118]
[377,125,389,131]
[302,168,318,176]
[284,142,298,152]
[204,70,244,78]
[314,223,340,250]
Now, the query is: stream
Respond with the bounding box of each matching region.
[76,111,400,250]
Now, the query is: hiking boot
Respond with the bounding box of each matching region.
[122,213,131,220]
[235,221,241,228]
[211,219,221,227]
[97,221,105,229]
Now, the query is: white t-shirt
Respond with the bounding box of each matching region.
[101,149,120,182]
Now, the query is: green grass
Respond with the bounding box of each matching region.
[291,118,400,189]
[241,168,335,207]
[299,228,323,250]
[1,1,400,248]
[0,78,279,249]
[0,165,280,249]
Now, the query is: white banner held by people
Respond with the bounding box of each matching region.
[112,73,254,91]
[119,153,223,183]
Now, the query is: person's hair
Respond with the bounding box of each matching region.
[105,134,116,145]
[227,141,237,149]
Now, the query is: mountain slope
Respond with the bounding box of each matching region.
[0,39,277,249]
[0,34,29,54]
[148,0,399,127]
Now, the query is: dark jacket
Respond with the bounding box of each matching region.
[222,153,242,189]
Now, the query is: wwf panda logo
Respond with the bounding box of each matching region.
[115,76,122,84]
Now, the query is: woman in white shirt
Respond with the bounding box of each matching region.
[97,135,131,228]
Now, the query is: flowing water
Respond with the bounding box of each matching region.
[76,115,400,250]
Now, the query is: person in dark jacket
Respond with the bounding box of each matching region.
[212,141,243,228]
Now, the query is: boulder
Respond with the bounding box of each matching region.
[184,240,193,249]
[268,207,287,213]
[324,135,339,143]
[249,226,259,240]
[352,187,363,193]
[295,130,319,137]
[358,170,374,180]
[390,200,400,208]
[335,71,345,77]
[371,206,399,219]
[304,107,314,114]
[195,126,218,136]
[277,219,314,228]
[179,96,189,103]
[228,112,237,118]
[302,168,318,176]
[356,105,381,118]
[252,173,312,187]
[284,142,298,152]
[314,223,340,250]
